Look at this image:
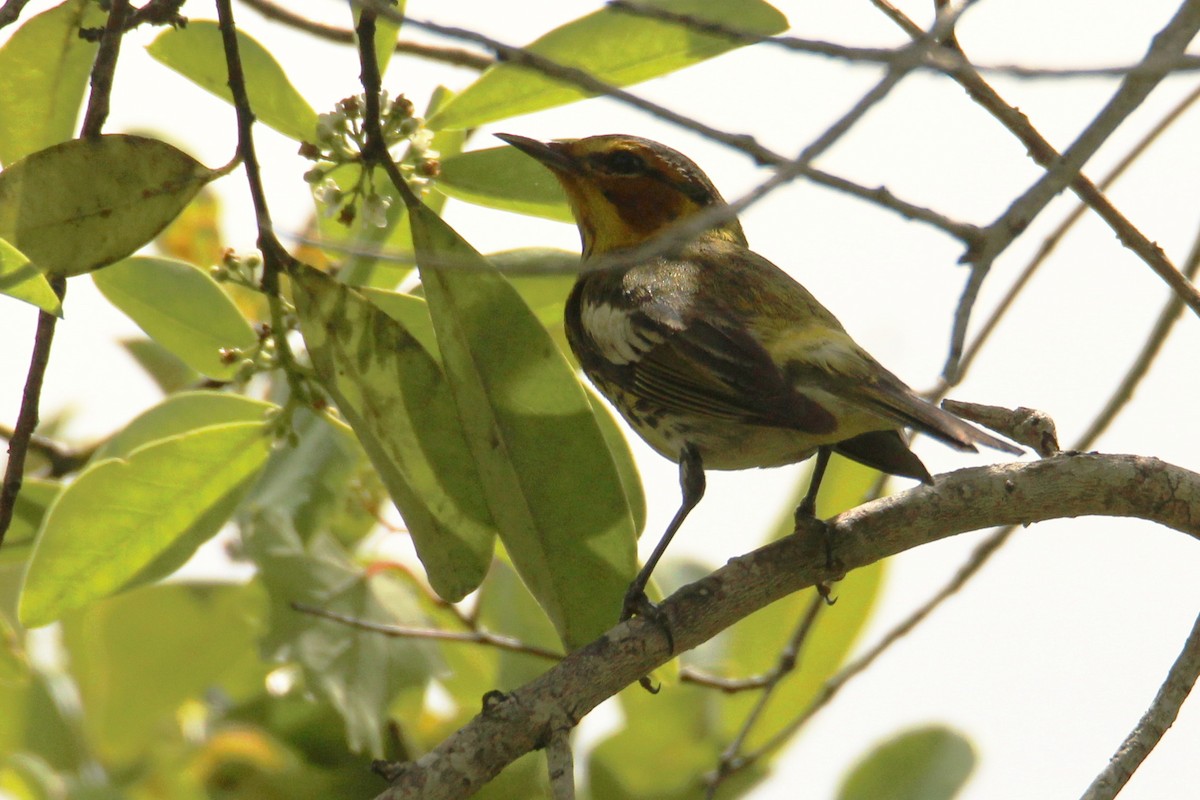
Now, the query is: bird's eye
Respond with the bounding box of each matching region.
[600,150,646,175]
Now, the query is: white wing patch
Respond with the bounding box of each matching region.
[581,301,666,365]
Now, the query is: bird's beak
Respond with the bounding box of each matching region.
[495,133,577,173]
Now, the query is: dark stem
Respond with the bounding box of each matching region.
[214,0,306,393]
[0,278,64,545]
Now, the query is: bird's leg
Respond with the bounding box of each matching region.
[796,445,832,517]
[794,446,838,604]
[620,444,705,640]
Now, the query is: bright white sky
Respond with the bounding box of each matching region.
[3,1,1200,798]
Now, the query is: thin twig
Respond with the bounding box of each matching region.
[0,0,31,30]
[214,0,308,405]
[872,0,1200,379]
[705,593,825,798]
[1078,609,1200,800]
[1076,211,1200,447]
[0,279,63,545]
[609,1,1200,80]
[0,424,94,478]
[291,602,564,661]
[238,0,493,70]
[717,526,1014,781]
[935,80,1200,396]
[546,728,577,800]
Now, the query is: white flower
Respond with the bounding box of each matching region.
[361,192,393,228]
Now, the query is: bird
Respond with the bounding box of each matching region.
[497,132,1020,624]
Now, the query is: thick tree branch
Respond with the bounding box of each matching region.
[371,454,1200,800]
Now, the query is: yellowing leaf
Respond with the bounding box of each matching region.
[0,135,223,276]
[0,236,61,315]
[92,256,257,380]
[19,421,272,627]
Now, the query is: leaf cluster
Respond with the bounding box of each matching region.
[0,2,976,799]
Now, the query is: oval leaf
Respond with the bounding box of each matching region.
[837,726,976,800]
[290,263,495,601]
[0,236,61,315]
[410,204,637,649]
[0,134,222,276]
[92,256,258,380]
[93,390,276,462]
[0,0,105,166]
[437,147,572,221]
[147,21,319,143]
[429,0,789,130]
[18,421,273,627]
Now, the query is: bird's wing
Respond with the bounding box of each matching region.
[626,309,839,435]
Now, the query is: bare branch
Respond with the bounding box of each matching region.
[705,593,825,798]
[881,0,1200,379]
[0,0,32,31]
[238,0,493,70]
[1079,609,1200,800]
[371,455,1200,800]
[546,728,576,800]
[610,1,1200,80]
[941,82,1200,391]
[291,602,563,662]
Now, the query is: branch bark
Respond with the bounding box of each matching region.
[370,453,1200,800]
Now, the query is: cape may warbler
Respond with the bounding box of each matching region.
[498,133,1019,622]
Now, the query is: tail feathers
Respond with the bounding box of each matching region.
[835,430,933,484]
[859,376,1022,456]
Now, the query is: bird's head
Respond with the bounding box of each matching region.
[497,133,747,257]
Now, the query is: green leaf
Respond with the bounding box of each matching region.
[0,0,105,166]
[119,337,200,394]
[357,287,440,359]
[92,390,275,462]
[410,204,637,649]
[0,238,60,316]
[353,1,405,79]
[588,683,766,800]
[289,263,495,601]
[242,513,433,757]
[92,256,258,380]
[243,407,366,542]
[60,583,267,764]
[437,147,571,221]
[718,456,886,750]
[147,21,319,143]
[837,726,976,800]
[428,0,789,129]
[18,421,273,627]
[0,479,59,567]
[0,134,222,276]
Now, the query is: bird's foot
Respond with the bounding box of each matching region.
[621,584,675,656]
[793,513,843,605]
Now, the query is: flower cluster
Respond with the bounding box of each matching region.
[299,92,440,228]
